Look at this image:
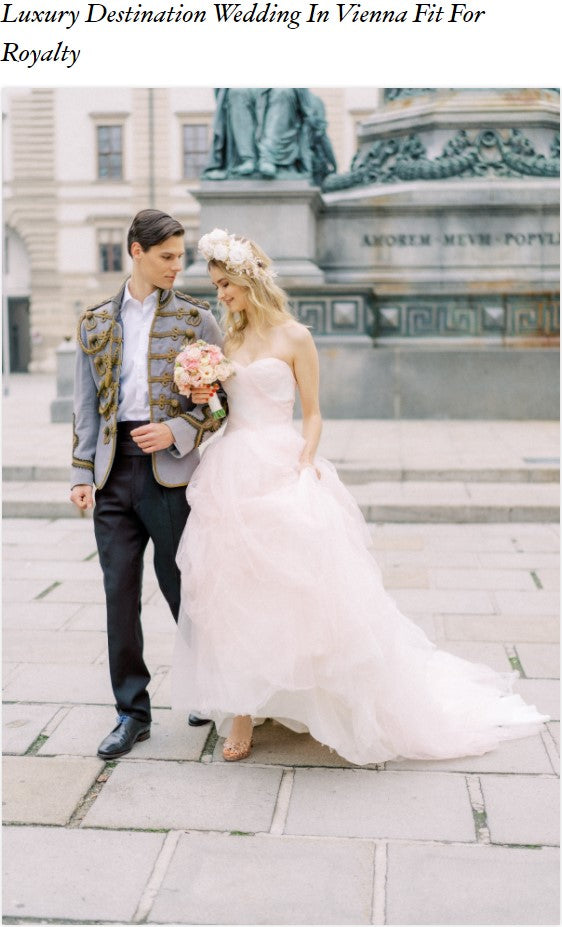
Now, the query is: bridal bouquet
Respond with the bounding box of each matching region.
[174,340,234,420]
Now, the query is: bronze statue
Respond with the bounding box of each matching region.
[203,88,336,185]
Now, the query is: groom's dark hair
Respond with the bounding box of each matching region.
[127,209,184,255]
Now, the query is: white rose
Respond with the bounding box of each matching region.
[228,241,252,266]
[208,228,229,243]
[199,230,227,259]
[215,361,233,380]
[213,243,229,262]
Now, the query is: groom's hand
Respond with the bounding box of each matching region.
[131,423,174,453]
[70,484,94,510]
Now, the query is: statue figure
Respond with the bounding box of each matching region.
[203,88,336,185]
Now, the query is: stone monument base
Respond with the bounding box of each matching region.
[313,341,559,419]
[185,180,324,287]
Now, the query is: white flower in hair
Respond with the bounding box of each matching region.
[213,242,229,262]
[207,228,229,243]
[228,240,252,267]
[198,227,273,279]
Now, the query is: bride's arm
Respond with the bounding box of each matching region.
[292,326,322,470]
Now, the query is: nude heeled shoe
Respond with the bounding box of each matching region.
[222,735,253,762]
[222,720,254,761]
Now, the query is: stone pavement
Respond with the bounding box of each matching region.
[2,517,560,925]
[2,372,560,924]
[2,373,560,522]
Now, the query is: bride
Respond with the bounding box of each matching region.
[172,229,547,765]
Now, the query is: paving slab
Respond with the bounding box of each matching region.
[35,578,109,604]
[380,566,429,588]
[150,668,172,707]
[83,760,282,832]
[493,590,560,616]
[385,842,560,925]
[377,548,481,567]
[142,631,175,666]
[62,601,175,636]
[62,603,107,631]
[2,628,107,663]
[61,601,109,630]
[424,528,560,553]
[516,643,560,678]
[3,755,103,824]
[213,719,366,768]
[2,825,165,922]
[513,679,560,720]
[1,601,81,630]
[2,526,91,548]
[2,702,62,754]
[3,558,104,582]
[531,567,560,590]
[2,540,97,560]
[285,769,475,841]
[2,662,23,689]
[443,614,559,643]
[386,732,553,775]
[2,578,56,602]
[38,705,210,761]
[437,641,513,673]
[149,832,374,925]
[392,589,495,615]
[2,663,113,704]
[430,568,536,590]
[369,531,425,551]
[480,774,560,846]
[477,551,561,569]
[547,722,560,751]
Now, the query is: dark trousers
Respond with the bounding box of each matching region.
[93,423,190,723]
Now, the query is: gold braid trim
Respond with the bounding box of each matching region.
[150,395,181,416]
[72,457,94,472]
[71,413,95,470]
[103,423,118,445]
[157,289,174,309]
[149,371,174,385]
[180,406,223,449]
[151,327,194,341]
[175,290,210,310]
[149,349,178,363]
[76,311,122,357]
[158,308,202,325]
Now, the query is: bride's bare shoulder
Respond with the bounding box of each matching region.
[280,319,313,346]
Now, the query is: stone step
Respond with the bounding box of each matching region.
[349,480,560,523]
[337,466,560,485]
[2,479,559,523]
[2,464,560,484]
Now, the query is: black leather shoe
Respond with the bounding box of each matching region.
[97,715,150,759]
[188,713,212,727]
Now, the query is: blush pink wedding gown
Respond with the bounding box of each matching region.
[172,357,547,765]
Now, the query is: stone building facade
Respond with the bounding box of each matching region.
[2,86,375,372]
[2,87,559,418]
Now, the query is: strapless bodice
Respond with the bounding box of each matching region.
[224,358,296,431]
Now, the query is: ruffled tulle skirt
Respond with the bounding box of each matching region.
[172,422,547,766]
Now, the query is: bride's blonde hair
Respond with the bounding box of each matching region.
[208,237,294,353]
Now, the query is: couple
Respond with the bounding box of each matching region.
[72,209,547,766]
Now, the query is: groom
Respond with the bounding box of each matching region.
[70,209,222,758]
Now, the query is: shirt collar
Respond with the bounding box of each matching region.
[122,282,159,312]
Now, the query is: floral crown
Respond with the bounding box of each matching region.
[198,228,275,280]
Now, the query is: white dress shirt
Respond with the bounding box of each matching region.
[116,283,158,422]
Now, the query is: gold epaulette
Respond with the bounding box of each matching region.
[80,296,113,319]
[77,299,114,335]
[174,290,211,310]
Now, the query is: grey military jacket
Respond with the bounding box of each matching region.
[71,281,225,490]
